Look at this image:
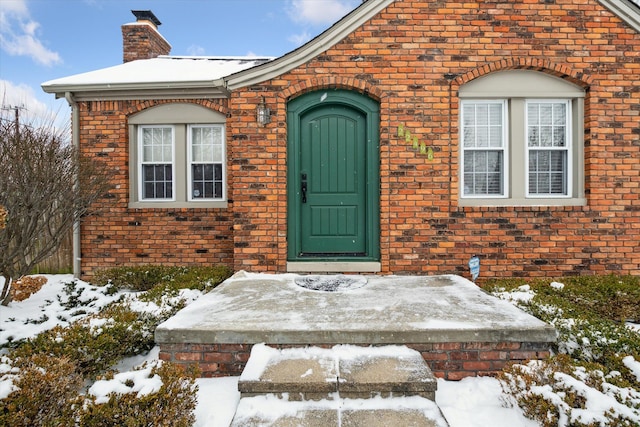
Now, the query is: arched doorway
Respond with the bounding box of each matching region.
[287,90,380,269]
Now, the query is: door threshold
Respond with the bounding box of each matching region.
[286,261,381,273]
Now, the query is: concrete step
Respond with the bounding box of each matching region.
[230,395,449,427]
[232,345,448,426]
[237,344,438,401]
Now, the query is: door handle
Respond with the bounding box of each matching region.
[301,173,307,204]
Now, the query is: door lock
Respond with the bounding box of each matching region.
[301,173,307,204]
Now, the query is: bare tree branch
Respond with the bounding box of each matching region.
[0,114,111,304]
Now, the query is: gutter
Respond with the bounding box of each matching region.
[65,91,82,278]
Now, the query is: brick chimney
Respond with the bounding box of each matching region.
[122,10,171,63]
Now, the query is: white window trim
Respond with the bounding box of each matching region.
[138,125,176,202]
[525,100,572,199]
[187,124,226,202]
[460,100,509,199]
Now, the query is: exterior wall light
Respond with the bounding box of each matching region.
[256,96,271,126]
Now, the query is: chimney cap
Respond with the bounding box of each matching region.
[131,10,161,26]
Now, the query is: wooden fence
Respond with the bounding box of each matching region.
[32,229,73,274]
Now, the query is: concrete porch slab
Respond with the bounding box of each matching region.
[156,272,556,378]
[156,271,555,344]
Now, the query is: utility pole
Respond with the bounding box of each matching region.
[1,105,25,132]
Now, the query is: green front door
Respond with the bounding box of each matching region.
[299,106,366,255]
[287,90,380,261]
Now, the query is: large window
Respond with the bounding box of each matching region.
[459,71,585,206]
[140,126,174,200]
[461,101,507,197]
[129,104,227,208]
[526,101,570,197]
[188,125,224,200]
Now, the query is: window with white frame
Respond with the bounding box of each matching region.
[188,125,224,200]
[458,70,585,206]
[129,104,227,208]
[526,101,570,197]
[140,126,174,200]
[461,101,507,197]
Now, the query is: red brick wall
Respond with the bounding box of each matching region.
[122,22,171,63]
[229,0,640,278]
[77,99,234,278]
[158,341,552,380]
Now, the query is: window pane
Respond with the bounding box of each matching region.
[462,102,503,149]
[463,150,503,196]
[205,182,214,198]
[477,126,489,147]
[463,127,475,148]
[529,150,567,195]
[142,164,172,199]
[193,182,203,198]
[540,126,553,147]
[193,164,203,180]
[463,105,475,127]
[553,126,566,147]
[191,163,223,200]
[203,164,214,180]
[527,102,567,149]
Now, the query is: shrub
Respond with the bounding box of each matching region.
[79,362,199,427]
[0,354,82,427]
[489,275,640,426]
[11,305,160,378]
[501,355,640,427]
[93,265,232,292]
[487,276,640,366]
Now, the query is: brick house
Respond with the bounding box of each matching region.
[43,1,639,280]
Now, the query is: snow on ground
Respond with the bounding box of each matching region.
[1,274,638,426]
[0,274,124,345]
[192,375,537,427]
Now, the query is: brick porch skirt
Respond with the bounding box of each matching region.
[159,341,552,381]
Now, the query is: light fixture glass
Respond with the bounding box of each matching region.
[256,96,271,126]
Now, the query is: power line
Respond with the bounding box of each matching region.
[1,105,26,130]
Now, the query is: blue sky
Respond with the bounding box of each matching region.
[0,0,360,125]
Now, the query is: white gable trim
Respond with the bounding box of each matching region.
[224,0,396,90]
[599,0,640,32]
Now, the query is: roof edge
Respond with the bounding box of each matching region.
[41,81,231,100]
[224,0,395,90]
[598,0,640,32]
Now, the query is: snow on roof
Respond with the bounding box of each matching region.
[41,55,274,95]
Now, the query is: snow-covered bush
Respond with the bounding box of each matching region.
[0,354,82,427]
[1,356,199,427]
[79,361,199,427]
[11,304,161,378]
[501,355,640,427]
[93,265,232,293]
[489,275,640,426]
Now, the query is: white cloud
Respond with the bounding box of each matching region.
[187,44,206,56]
[286,0,360,26]
[288,31,312,47]
[0,80,69,129]
[0,0,61,67]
